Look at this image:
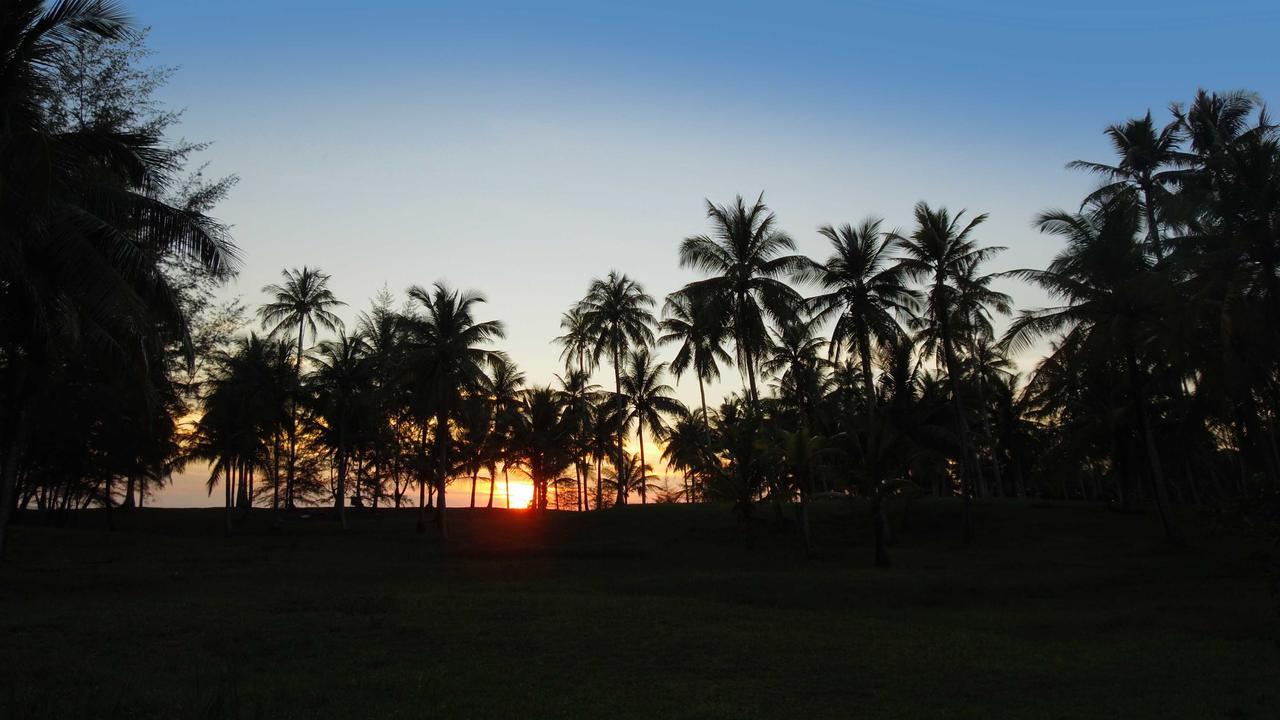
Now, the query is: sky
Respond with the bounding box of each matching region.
[131,0,1280,506]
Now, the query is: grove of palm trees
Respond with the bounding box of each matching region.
[3,2,1279,718]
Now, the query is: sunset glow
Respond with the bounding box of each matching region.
[504,481,534,510]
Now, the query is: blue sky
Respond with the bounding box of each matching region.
[126,0,1280,503]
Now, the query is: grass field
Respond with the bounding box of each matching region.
[1,500,1277,719]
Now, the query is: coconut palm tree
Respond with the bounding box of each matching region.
[308,330,371,529]
[476,355,525,508]
[892,202,1004,544]
[556,369,600,510]
[658,289,732,432]
[403,283,505,538]
[577,271,656,499]
[510,387,573,511]
[1003,196,1184,544]
[678,194,811,411]
[1068,113,1189,259]
[258,267,345,508]
[0,0,239,557]
[808,218,916,417]
[618,349,685,504]
[554,306,596,375]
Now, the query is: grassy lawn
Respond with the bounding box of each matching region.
[1,500,1277,719]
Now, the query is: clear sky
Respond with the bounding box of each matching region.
[133,0,1280,505]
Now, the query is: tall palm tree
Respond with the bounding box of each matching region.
[578,271,655,500]
[0,0,239,557]
[308,330,371,530]
[1003,197,1184,544]
[892,202,1004,544]
[1068,113,1188,259]
[678,194,811,411]
[618,349,685,504]
[658,289,732,432]
[404,283,505,538]
[258,266,345,508]
[808,218,916,417]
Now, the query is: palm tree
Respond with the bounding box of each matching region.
[557,369,600,510]
[0,0,239,557]
[511,387,573,511]
[258,267,345,509]
[661,412,714,502]
[476,355,525,508]
[892,202,1004,544]
[578,271,655,502]
[404,283,505,538]
[658,289,732,433]
[678,194,811,411]
[1068,113,1188,259]
[618,349,685,504]
[308,330,371,530]
[1003,196,1184,544]
[770,426,840,558]
[554,306,596,375]
[809,218,915,418]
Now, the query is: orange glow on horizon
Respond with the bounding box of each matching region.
[504,481,534,510]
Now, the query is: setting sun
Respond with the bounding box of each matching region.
[504,482,534,510]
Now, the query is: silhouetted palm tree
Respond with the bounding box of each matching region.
[619,349,685,504]
[679,194,811,411]
[308,330,371,529]
[258,267,345,508]
[893,202,1003,544]
[477,355,525,508]
[578,271,655,502]
[1004,197,1184,544]
[810,218,916,416]
[1069,113,1188,259]
[404,283,505,538]
[659,289,732,433]
[0,0,239,556]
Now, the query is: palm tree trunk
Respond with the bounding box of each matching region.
[613,344,627,505]
[470,469,477,508]
[637,422,647,504]
[940,328,981,546]
[336,428,348,530]
[504,465,511,509]
[487,463,496,508]
[973,378,1004,498]
[595,457,603,509]
[435,410,450,540]
[1126,347,1184,545]
[287,318,305,509]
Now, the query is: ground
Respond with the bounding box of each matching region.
[1,500,1277,719]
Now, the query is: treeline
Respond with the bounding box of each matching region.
[3,1,1280,563]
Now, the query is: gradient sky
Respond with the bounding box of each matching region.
[132,0,1280,505]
